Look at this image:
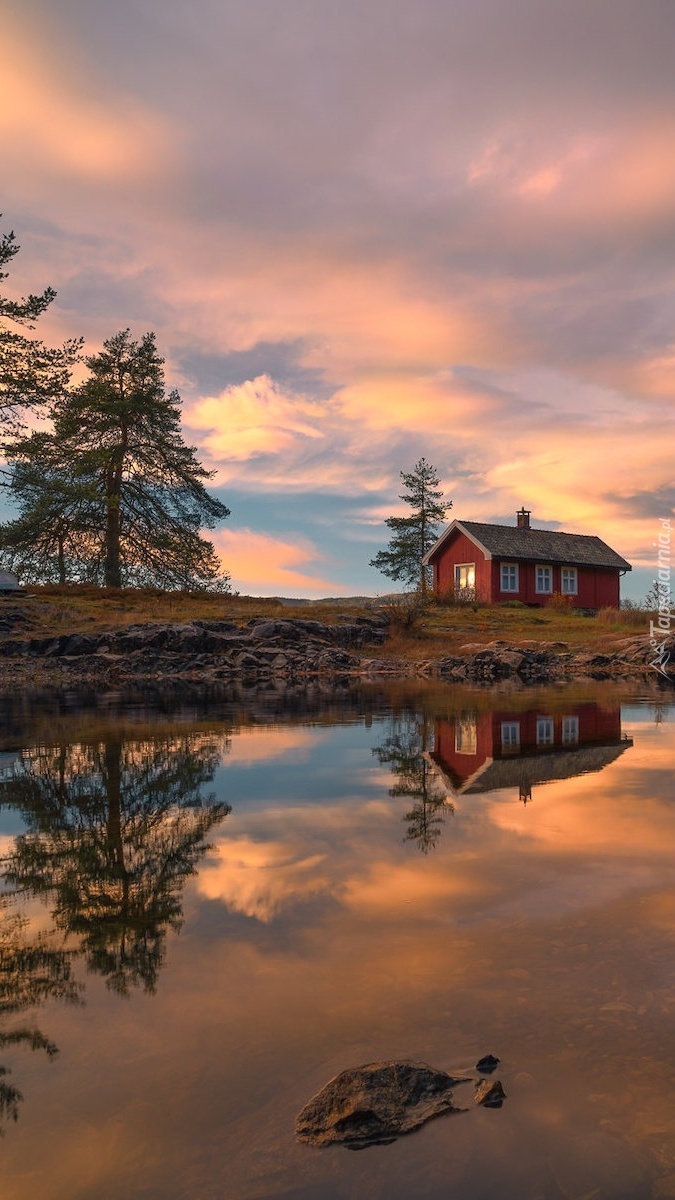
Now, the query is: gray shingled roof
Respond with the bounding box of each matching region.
[427,521,631,570]
[460,739,632,794]
[430,737,633,796]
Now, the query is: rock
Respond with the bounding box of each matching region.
[474,1078,506,1107]
[295,1061,471,1150]
[494,651,525,670]
[475,1053,500,1074]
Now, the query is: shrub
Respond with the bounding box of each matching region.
[546,591,574,612]
[379,592,428,631]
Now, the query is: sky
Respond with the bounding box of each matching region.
[2,0,675,599]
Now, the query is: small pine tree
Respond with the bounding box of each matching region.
[370,458,451,594]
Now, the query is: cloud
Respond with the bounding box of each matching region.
[212,527,347,596]
[185,376,326,464]
[0,17,173,190]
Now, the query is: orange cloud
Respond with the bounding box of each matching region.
[1,20,172,186]
[185,376,326,463]
[212,528,347,596]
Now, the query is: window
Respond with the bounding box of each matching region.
[500,563,519,592]
[536,717,554,745]
[501,721,520,750]
[535,565,553,594]
[455,717,477,755]
[455,563,475,591]
[561,567,578,595]
[562,715,579,744]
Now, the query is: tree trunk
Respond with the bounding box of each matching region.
[104,496,122,588]
[104,446,125,588]
[104,741,125,878]
[57,534,66,586]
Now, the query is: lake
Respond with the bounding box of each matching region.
[0,681,673,1200]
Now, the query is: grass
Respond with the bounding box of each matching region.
[0,586,651,662]
[375,597,650,663]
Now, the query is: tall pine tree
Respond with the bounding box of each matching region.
[1,330,231,589]
[370,458,451,594]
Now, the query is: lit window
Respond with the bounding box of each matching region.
[500,563,519,592]
[455,717,477,755]
[455,563,476,590]
[562,715,579,744]
[501,721,520,749]
[561,567,578,595]
[536,717,554,745]
[536,565,553,594]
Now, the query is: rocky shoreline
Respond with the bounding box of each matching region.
[0,614,671,686]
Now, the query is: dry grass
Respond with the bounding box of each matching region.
[0,586,650,660]
[1,586,375,638]
[373,599,650,663]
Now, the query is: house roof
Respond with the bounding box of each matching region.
[430,737,633,797]
[423,520,632,570]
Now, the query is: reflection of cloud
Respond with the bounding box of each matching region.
[197,837,329,921]
[342,860,482,915]
[226,728,325,767]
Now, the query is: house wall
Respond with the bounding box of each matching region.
[431,530,491,599]
[490,561,620,607]
[431,531,622,607]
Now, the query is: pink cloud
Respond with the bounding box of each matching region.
[212,528,347,597]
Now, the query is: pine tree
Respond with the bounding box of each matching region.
[0,437,101,584]
[0,221,79,433]
[1,330,231,589]
[370,458,451,594]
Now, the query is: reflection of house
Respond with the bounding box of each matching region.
[430,705,633,802]
[422,509,631,608]
[0,752,19,777]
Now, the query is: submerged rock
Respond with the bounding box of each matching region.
[476,1053,500,1074]
[295,1061,471,1150]
[474,1078,506,1107]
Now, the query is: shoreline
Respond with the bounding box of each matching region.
[0,616,672,689]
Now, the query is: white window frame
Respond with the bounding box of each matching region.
[561,567,578,595]
[455,563,476,591]
[500,563,519,593]
[535,564,553,594]
[455,716,477,755]
[501,721,520,750]
[536,716,554,746]
[561,715,579,745]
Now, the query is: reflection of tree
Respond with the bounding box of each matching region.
[0,735,230,995]
[374,715,452,853]
[0,905,81,1127]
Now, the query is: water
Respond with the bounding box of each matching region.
[0,681,673,1199]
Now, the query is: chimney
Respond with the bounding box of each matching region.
[517,507,531,529]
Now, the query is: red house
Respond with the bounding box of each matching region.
[422,508,631,608]
[429,704,632,802]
